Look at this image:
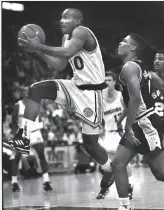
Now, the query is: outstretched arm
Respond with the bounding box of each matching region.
[18,27,87,60]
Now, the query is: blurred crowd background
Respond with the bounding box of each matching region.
[2,2,164,175]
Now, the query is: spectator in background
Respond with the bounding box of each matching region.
[8,87,53,192]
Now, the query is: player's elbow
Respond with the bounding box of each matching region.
[63,48,75,60]
[64,51,72,60]
[52,59,68,71]
[51,65,65,72]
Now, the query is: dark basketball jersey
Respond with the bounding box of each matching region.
[148,86,164,134]
[139,68,164,133]
[119,60,163,155]
[150,88,164,118]
[119,60,154,121]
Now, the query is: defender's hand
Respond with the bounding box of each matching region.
[117,122,124,137]
[124,127,141,146]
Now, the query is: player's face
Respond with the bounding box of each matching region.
[154,53,164,73]
[21,88,28,98]
[117,35,133,57]
[60,10,77,35]
[105,76,116,90]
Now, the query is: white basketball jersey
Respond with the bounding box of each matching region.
[63,26,105,86]
[17,100,42,131]
[103,90,125,132]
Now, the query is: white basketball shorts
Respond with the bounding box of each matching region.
[30,130,44,146]
[55,79,104,129]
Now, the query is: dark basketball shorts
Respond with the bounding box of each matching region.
[120,114,164,156]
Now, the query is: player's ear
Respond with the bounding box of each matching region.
[76,19,81,25]
[131,45,136,52]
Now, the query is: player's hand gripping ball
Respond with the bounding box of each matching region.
[18,24,46,52]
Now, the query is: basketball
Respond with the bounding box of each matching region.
[18,24,46,52]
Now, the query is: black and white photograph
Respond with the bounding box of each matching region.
[2,1,164,210]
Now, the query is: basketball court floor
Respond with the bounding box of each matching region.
[3,166,164,210]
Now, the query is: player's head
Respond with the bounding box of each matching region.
[154,49,164,73]
[105,71,116,90]
[60,8,83,35]
[117,33,147,59]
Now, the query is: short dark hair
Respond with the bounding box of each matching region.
[66,8,83,22]
[130,33,150,55]
[156,49,164,55]
[130,33,156,69]
[105,71,116,80]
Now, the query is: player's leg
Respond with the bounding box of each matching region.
[97,129,134,200]
[82,124,111,168]
[138,115,164,181]
[32,143,53,191]
[96,152,114,199]
[126,164,133,200]
[97,152,133,200]
[146,148,164,182]
[111,138,137,210]
[8,80,59,154]
[11,151,21,192]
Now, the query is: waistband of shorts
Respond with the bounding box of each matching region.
[135,107,155,122]
[76,81,107,91]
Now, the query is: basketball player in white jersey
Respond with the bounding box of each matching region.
[11,87,52,192]
[97,71,133,199]
[8,8,112,176]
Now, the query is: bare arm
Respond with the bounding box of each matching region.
[36,52,68,71]
[117,95,127,124]
[117,96,127,137]
[12,104,19,135]
[151,72,164,96]
[122,62,141,130]
[19,27,87,60]
[117,108,127,125]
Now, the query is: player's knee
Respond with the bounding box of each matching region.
[83,134,98,152]
[83,141,94,154]
[28,81,58,102]
[28,83,42,102]
[99,166,104,175]
[154,171,164,182]
[111,158,126,171]
[37,150,45,159]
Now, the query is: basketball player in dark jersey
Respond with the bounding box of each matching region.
[111,34,164,210]
[153,50,164,136]
[140,50,164,142]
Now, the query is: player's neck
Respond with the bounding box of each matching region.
[157,70,164,81]
[107,88,117,99]
[22,98,28,105]
[123,54,138,64]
